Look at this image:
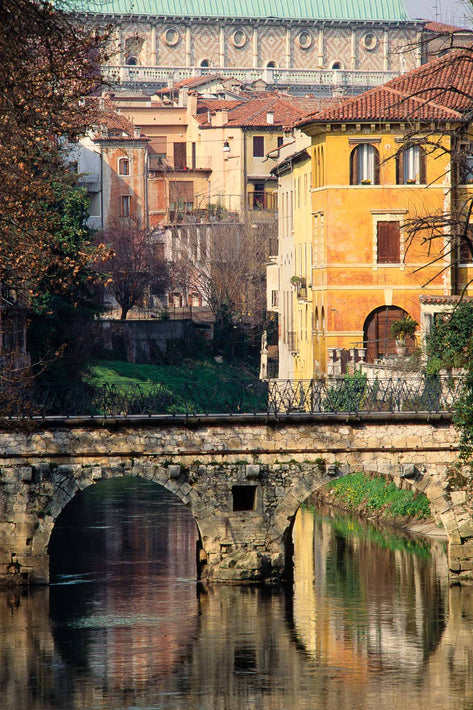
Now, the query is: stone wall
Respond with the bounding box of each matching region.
[97,318,199,363]
[0,413,469,586]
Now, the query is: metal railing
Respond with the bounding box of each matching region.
[0,376,463,420]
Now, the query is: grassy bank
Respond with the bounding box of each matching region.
[314,471,431,524]
[87,359,258,386]
[84,359,263,415]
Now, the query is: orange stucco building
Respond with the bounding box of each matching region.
[274,49,473,377]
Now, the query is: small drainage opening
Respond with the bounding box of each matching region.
[232,485,256,511]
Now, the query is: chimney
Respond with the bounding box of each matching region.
[179,87,189,107]
[134,126,141,139]
[212,109,229,127]
[267,110,274,125]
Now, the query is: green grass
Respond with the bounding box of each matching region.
[84,359,265,415]
[86,359,259,386]
[327,471,431,521]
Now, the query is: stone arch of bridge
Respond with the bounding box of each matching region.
[21,456,461,585]
[268,465,454,573]
[33,463,208,584]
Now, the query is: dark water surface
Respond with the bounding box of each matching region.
[1,478,473,709]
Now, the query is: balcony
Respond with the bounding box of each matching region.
[103,65,399,91]
[291,277,308,301]
[247,192,277,212]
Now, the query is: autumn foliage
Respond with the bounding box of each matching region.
[0,0,107,301]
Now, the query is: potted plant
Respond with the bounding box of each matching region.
[361,178,372,185]
[406,178,417,184]
[390,315,418,355]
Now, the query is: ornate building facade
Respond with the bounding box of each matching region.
[73,0,423,94]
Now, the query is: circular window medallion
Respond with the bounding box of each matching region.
[362,32,377,50]
[297,31,312,50]
[164,27,180,46]
[232,29,247,48]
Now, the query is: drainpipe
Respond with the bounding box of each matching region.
[243,127,247,214]
[99,142,104,231]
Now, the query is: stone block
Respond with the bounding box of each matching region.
[451,491,467,505]
[245,464,260,480]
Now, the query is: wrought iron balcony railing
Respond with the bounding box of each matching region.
[0,376,463,420]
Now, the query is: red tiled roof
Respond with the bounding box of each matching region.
[298,49,473,126]
[155,73,225,94]
[420,295,473,304]
[195,98,247,124]
[423,20,472,34]
[198,95,312,129]
[87,97,143,139]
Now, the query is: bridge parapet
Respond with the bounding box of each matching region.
[0,414,471,586]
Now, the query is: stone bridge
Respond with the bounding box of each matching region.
[0,412,470,586]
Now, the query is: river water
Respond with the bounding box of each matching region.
[1,477,473,709]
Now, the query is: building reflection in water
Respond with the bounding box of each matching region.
[3,482,473,708]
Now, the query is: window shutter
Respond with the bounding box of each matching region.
[373,147,380,184]
[253,136,265,157]
[396,150,404,184]
[350,147,358,184]
[377,221,400,263]
[419,146,426,184]
[173,142,187,169]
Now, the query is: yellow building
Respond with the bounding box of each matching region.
[274,50,473,378]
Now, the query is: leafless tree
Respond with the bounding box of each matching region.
[96,219,170,320]
[170,212,276,350]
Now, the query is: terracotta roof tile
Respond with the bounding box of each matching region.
[198,95,312,129]
[86,97,142,139]
[423,20,472,34]
[298,49,473,126]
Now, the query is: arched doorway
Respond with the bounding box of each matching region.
[363,305,413,361]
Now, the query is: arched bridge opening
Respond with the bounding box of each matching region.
[48,476,201,585]
[0,413,470,586]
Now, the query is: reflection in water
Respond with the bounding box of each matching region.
[2,480,473,708]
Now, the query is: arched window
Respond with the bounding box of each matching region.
[126,56,138,66]
[396,145,426,184]
[350,144,380,185]
[200,59,211,68]
[266,60,277,68]
[331,61,343,70]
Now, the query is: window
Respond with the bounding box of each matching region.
[396,145,426,184]
[173,142,187,169]
[461,147,473,183]
[271,290,279,308]
[331,61,343,70]
[120,195,131,217]
[200,59,211,68]
[377,221,400,263]
[460,227,473,262]
[118,158,130,176]
[266,60,277,68]
[297,31,312,49]
[232,29,246,48]
[164,27,179,46]
[277,135,284,148]
[362,32,377,50]
[253,136,264,157]
[350,144,380,185]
